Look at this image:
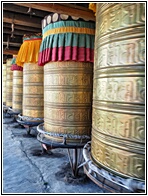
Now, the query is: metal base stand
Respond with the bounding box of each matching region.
[6,107,20,123]
[3,106,18,123]
[16,114,44,137]
[37,123,90,178]
[3,105,11,118]
[67,148,84,177]
[82,142,145,193]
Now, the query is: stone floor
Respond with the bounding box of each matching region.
[3,115,109,194]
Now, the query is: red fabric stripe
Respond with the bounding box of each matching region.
[57,47,64,61]
[11,64,23,71]
[64,46,71,61]
[52,48,57,62]
[38,46,94,66]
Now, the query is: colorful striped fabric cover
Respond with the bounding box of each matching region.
[38,20,95,66]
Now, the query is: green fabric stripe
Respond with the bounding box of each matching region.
[43,21,95,35]
[11,57,16,65]
[23,36,42,41]
[40,33,95,52]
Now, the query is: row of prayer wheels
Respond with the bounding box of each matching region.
[5,59,13,107]
[3,3,145,191]
[3,63,7,104]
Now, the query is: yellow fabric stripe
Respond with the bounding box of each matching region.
[43,27,95,39]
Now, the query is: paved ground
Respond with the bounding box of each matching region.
[3,114,109,194]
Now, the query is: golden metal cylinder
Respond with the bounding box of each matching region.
[6,59,13,107]
[3,64,7,104]
[44,61,93,144]
[12,70,23,113]
[91,3,145,181]
[23,63,44,118]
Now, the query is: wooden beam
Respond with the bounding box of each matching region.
[13,3,95,21]
[3,49,18,55]
[3,3,50,18]
[3,22,41,33]
[4,29,27,36]
[3,27,41,36]
[60,3,89,11]
[3,11,42,28]
[3,34,23,42]
[3,41,21,47]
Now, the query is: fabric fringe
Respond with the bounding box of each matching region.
[16,37,42,67]
[38,21,95,66]
[39,46,94,66]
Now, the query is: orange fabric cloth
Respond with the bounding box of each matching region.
[16,38,42,67]
[89,3,96,15]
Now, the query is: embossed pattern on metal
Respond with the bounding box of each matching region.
[91,3,145,181]
[44,61,93,144]
[6,59,13,107]
[12,71,23,113]
[23,63,44,118]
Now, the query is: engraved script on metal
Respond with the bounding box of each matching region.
[23,63,44,118]
[12,71,23,113]
[44,61,93,144]
[92,3,145,181]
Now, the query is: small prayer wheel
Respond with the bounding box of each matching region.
[11,56,23,113]
[16,33,44,120]
[6,59,13,107]
[3,63,7,104]
[23,63,44,118]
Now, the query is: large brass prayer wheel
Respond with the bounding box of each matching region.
[6,59,13,107]
[44,61,93,144]
[12,70,23,113]
[91,3,145,181]
[3,63,7,104]
[23,63,44,118]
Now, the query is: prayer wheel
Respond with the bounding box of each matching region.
[44,61,93,144]
[12,71,23,113]
[16,34,44,121]
[38,14,95,144]
[23,63,44,118]
[11,56,23,113]
[6,58,13,107]
[3,63,7,104]
[91,3,145,182]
